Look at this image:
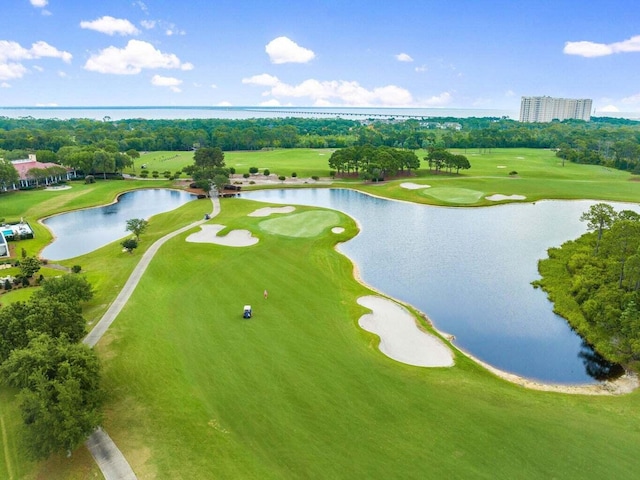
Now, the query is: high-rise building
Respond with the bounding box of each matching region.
[519,96,592,122]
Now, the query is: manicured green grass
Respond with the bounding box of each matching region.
[124,148,337,179]
[91,198,640,479]
[355,148,640,206]
[258,210,341,237]
[3,151,640,478]
[226,148,336,178]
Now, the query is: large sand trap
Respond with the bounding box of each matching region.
[248,206,296,217]
[358,296,454,367]
[485,194,526,201]
[186,224,258,247]
[400,182,430,190]
[331,227,345,234]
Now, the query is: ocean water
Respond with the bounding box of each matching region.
[0,105,519,121]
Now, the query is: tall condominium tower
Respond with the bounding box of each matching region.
[519,96,593,122]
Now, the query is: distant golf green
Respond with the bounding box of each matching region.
[421,186,485,204]
[259,210,341,237]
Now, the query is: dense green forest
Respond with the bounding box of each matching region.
[2,115,640,175]
[536,204,640,372]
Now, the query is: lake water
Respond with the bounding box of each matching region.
[41,189,195,260]
[240,189,639,384]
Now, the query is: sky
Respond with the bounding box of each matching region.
[2,0,640,113]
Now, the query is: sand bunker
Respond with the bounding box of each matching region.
[358,296,454,367]
[497,165,507,169]
[331,227,345,234]
[45,185,72,191]
[485,194,526,201]
[400,182,431,190]
[186,224,258,247]
[248,206,296,217]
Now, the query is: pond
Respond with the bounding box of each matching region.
[240,188,640,384]
[42,188,196,260]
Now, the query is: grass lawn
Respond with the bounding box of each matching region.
[124,148,338,180]
[2,150,640,478]
[93,198,640,479]
[354,148,640,205]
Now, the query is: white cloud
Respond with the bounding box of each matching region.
[415,64,427,72]
[0,63,27,80]
[564,35,640,57]
[243,74,413,106]
[0,40,71,80]
[599,104,620,112]
[396,53,413,62]
[57,70,68,78]
[622,93,640,104]
[30,0,48,7]
[265,37,315,64]
[217,101,233,106]
[30,41,72,63]
[422,92,452,106]
[151,74,182,92]
[151,74,181,87]
[1,82,10,88]
[0,40,71,63]
[505,89,515,97]
[84,40,191,74]
[141,20,156,29]
[242,73,280,87]
[35,102,58,107]
[260,99,281,106]
[210,83,217,89]
[33,65,44,72]
[134,1,149,13]
[80,16,140,36]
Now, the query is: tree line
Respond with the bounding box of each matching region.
[535,203,640,372]
[2,115,640,175]
[0,274,102,458]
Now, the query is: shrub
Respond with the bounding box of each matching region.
[152,171,159,178]
[140,170,149,178]
[509,171,518,176]
[21,276,29,287]
[249,167,258,174]
[249,180,255,185]
[229,167,236,174]
[174,171,182,178]
[243,173,250,179]
[291,172,297,178]
[278,176,286,182]
[263,169,270,176]
[163,172,171,178]
[329,170,336,178]
[72,265,82,273]
[312,175,319,181]
[4,279,11,291]
[85,175,95,184]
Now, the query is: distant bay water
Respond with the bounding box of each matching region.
[1,105,637,121]
[0,106,521,121]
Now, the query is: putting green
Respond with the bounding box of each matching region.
[259,210,341,237]
[420,187,484,204]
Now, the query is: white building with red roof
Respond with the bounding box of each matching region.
[7,154,75,189]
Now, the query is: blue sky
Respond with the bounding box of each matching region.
[2,0,640,113]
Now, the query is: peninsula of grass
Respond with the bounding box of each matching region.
[82,197,639,479]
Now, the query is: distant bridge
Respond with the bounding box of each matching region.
[244,109,433,120]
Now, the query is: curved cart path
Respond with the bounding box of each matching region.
[83,197,219,480]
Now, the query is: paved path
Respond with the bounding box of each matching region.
[83,197,219,479]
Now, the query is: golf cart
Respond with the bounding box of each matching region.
[243,305,252,319]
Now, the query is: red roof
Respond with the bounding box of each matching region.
[11,159,69,180]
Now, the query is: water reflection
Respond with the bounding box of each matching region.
[42,188,195,260]
[240,188,640,384]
